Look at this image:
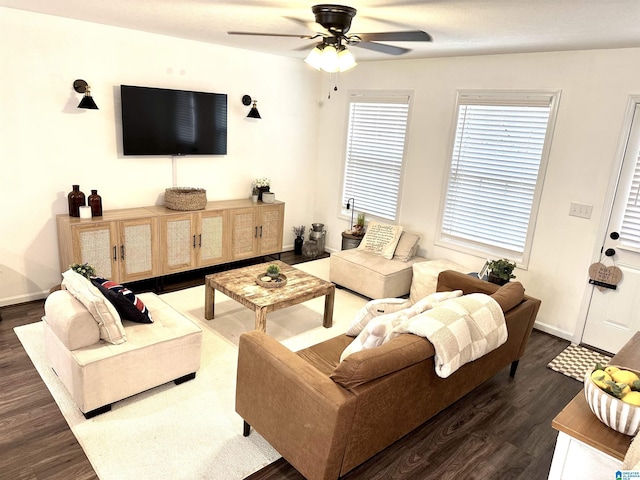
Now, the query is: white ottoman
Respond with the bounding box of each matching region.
[330,249,427,299]
[409,259,471,303]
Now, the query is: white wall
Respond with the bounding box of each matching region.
[0,7,320,305]
[4,6,640,343]
[314,48,640,340]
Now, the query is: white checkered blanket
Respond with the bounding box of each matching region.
[406,293,507,378]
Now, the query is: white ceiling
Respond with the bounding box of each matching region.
[3,0,640,62]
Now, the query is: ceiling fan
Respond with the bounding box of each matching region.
[228,4,432,71]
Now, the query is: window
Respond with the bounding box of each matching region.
[621,147,640,250]
[341,92,411,222]
[437,90,560,265]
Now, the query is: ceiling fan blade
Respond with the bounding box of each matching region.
[350,41,410,56]
[283,16,328,34]
[227,31,317,39]
[354,31,432,43]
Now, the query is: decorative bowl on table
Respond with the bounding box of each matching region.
[256,273,288,288]
[583,365,640,436]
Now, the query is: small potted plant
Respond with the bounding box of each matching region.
[487,258,516,285]
[266,264,281,279]
[292,225,305,255]
[70,262,96,279]
[253,177,271,201]
[352,212,366,237]
[251,186,259,203]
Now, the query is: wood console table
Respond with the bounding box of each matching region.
[57,199,284,284]
[548,333,639,479]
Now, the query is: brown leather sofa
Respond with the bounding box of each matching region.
[236,270,541,480]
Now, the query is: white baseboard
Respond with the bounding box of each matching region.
[1,290,49,308]
[534,321,574,342]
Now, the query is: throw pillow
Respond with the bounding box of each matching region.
[409,289,464,315]
[356,222,403,260]
[61,270,126,345]
[91,277,153,323]
[340,289,466,362]
[340,312,410,362]
[347,298,412,336]
[392,232,421,262]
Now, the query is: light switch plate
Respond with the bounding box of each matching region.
[569,202,593,219]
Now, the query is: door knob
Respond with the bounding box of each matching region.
[605,248,616,257]
[610,232,620,240]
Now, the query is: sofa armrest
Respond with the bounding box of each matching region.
[43,290,100,350]
[436,270,501,295]
[236,331,356,480]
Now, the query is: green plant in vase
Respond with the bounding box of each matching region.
[266,264,281,279]
[352,212,366,237]
[70,262,96,279]
[487,258,516,285]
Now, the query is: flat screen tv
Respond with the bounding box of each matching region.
[120,85,227,156]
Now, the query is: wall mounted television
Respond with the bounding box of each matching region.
[120,85,227,156]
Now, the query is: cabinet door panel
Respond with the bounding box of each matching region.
[198,211,226,266]
[231,208,258,260]
[259,204,284,255]
[119,218,157,282]
[72,223,118,281]
[161,214,195,274]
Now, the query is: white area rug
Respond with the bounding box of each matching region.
[14,258,367,480]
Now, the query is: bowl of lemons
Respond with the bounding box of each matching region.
[584,364,640,435]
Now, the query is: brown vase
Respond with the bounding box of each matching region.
[88,189,103,217]
[67,185,86,217]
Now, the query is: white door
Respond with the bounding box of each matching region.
[582,102,640,355]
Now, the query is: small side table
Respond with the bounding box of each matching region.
[548,332,640,479]
[341,231,363,250]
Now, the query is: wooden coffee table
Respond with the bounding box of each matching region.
[204,260,335,332]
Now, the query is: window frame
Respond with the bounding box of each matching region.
[435,89,561,267]
[338,90,413,225]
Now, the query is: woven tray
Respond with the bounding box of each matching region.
[165,187,207,211]
[256,273,288,288]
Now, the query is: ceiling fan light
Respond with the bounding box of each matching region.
[337,48,357,72]
[304,46,323,70]
[320,45,339,72]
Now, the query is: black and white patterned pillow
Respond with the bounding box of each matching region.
[91,277,153,323]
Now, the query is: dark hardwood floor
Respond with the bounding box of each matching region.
[0,301,98,480]
[0,253,580,480]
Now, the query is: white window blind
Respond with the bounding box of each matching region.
[342,94,410,222]
[620,152,640,249]
[440,91,558,261]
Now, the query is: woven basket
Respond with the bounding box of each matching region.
[165,187,207,211]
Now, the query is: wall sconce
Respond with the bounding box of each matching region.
[242,95,261,119]
[73,79,98,110]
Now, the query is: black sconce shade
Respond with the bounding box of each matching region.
[243,94,261,119]
[74,79,98,110]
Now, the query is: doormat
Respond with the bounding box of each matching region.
[547,343,612,382]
